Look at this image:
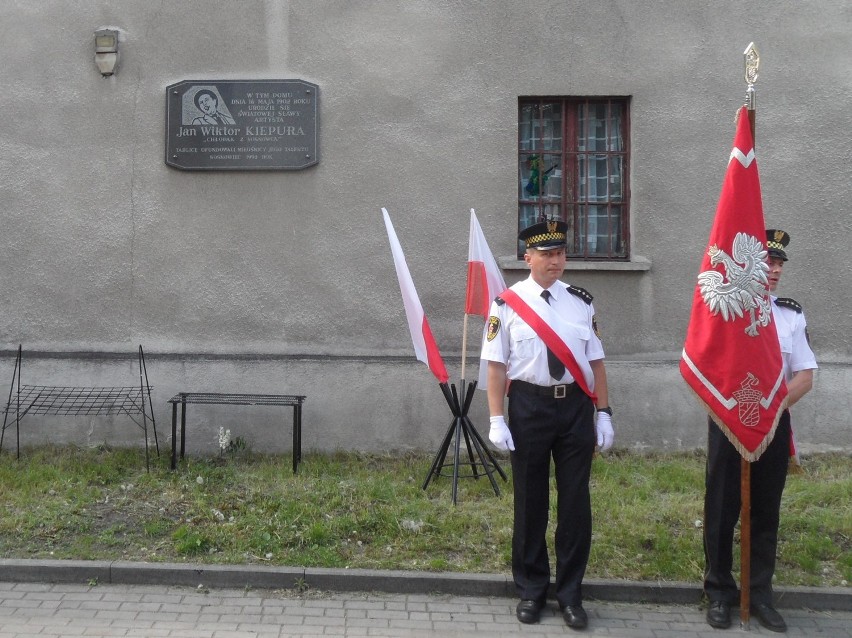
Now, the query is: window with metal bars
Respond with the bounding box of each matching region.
[518,97,630,260]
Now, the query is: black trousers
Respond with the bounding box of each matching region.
[507,383,596,608]
[703,411,791,605]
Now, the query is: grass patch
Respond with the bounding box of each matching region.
[0,444,849,588]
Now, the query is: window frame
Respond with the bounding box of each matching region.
[518,96,631,261]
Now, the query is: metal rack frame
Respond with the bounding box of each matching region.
[167,392,306,473]
[1,345,159,471]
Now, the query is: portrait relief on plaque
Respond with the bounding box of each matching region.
[182,85,237,126]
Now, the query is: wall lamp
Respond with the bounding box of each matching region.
[94,29,119,76]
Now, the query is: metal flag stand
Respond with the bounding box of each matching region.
[739,41,760,631]
[422,378,507,505]
[422,315,507,505]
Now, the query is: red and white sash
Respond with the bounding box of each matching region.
[499,289,597,402]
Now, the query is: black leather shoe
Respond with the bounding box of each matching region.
[516,599,542,624]
[751,603,787,632]
[706,600,731,629]
[562,604,588,629]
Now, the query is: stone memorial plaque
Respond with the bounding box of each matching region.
[165,79,319,171]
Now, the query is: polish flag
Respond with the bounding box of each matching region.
[680,107,787,461]
[382,208,450,384]
[465,209,507,319]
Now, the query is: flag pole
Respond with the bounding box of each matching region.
[460,313,470,383]
[739,41,760,631]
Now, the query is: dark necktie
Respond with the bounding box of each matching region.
[541,290,565,380]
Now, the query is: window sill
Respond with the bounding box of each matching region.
[498,255,652,272]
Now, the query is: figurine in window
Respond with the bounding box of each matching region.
[525,155,557,197]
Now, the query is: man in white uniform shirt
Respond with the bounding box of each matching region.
[480,219,614,630]
[703,229,817,632]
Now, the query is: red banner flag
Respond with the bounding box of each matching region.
[382,208,450,384]
[465,209,507,319]
[680,107,788,461]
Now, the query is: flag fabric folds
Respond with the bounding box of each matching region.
[465,209,507,319]
[382,208,450,384]
[680,106,788,462]
[465,209,507,388]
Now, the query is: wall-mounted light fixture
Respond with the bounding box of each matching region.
[94,29,119,76]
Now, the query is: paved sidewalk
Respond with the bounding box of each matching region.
[1,581,852,638]
[0,560,850,637]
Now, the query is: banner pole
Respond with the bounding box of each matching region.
[739,41,760,630]
[740,457,752,628]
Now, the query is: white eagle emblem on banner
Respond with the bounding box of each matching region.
[697,232,771,337]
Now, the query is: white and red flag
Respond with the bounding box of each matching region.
[680,106,787,461]
[382,207,450,384]
[465,209,507,319]
[464,209,507,387]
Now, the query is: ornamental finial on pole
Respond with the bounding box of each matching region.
[744,42,760,110]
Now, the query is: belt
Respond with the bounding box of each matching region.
[511,379,579,399]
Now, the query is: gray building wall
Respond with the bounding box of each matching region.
[1,1,849,457]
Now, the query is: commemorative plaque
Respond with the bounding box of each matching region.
[165,79,319,171]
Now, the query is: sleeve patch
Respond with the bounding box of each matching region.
[592,315,601,338]
[486,316,501,341]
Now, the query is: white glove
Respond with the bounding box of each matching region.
[595,411,614,451]
[489,415,515,451]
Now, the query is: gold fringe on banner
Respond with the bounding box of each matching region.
[684,385,788,463]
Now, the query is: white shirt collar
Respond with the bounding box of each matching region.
[525,276,563,301]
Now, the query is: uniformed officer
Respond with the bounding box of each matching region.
[703,229,817,632]
[480,219,614,630]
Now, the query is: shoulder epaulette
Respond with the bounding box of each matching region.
[495,296,505,306]
[775,297,802,313]
[566,285,593,305]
